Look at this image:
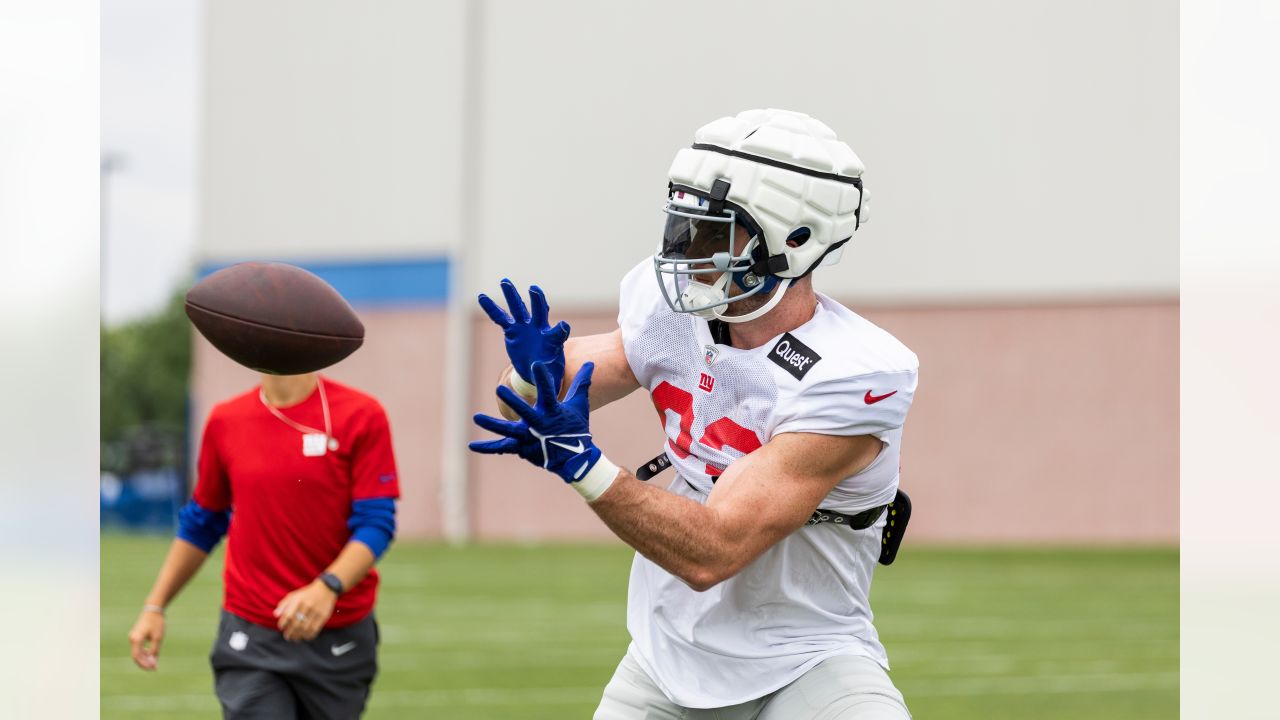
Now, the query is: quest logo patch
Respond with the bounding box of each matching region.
[768,333,821,381]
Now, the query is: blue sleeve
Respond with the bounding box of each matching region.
[176,499,230,553]
[348,497,397,560]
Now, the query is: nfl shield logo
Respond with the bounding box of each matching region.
[704,345,718,366]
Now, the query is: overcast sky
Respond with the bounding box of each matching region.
[101,0,202,326]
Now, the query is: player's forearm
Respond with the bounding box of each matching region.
[589,470,739,591]
[325,541,377,591]
[144,538,209,608]
[498,329,638,409]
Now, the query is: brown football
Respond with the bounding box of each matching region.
[184,262,365,375]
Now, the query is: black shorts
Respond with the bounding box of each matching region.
[210,610,379,720]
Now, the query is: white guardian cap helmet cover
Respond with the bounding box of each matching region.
[656,108,869,323]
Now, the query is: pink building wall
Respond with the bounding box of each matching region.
[193,300,1178,544]
[467,301,1179,544]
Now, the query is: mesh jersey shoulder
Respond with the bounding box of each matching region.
[617,263,919,443]
[618,257,685,387]
[767,295,919,441]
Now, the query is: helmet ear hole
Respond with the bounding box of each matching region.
[787,228,811,248]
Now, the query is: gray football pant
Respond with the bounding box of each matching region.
[210,610,378,720]
[594,649,911,720]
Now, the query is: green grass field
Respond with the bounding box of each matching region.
[102,536,1177,719]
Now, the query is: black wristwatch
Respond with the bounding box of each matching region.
[318,572,345,596]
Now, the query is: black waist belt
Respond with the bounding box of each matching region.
[802,490,911,565]
[806,506,885,530]
[639,452,912,566]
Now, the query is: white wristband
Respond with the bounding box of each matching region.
[509,372,538,401]
[572,455,619,502]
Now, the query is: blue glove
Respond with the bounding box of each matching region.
[478,280,571,386]
[470,361,604,485]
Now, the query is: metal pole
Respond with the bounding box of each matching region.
[439,0,486,544]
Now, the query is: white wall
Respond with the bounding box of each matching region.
[474,0,1178,305]
[200,0,1177,302]
[199,0,466,261]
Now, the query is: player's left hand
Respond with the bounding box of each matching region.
[274,579,338,642]
[478,279,572,387]
[470,361,605,485]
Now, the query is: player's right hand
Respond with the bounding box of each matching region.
[478,279,571,388]
[128,608,166,671]
[470,361,603,485]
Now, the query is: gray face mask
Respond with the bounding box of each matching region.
[653,195,772,319]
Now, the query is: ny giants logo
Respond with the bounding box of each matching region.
[697,373,715,393]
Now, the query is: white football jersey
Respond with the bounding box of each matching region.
[617,259,919,708]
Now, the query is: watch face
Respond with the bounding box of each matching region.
[320,573,343,594]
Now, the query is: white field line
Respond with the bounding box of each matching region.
[101,648,626,673]
[100,650,1176,676]
[103,670,1178,712]
[103,686,601,711]
[908,671,1178,697]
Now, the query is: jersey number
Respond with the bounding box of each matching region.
[651,380,763,476]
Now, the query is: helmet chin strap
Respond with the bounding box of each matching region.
[710,277,792,324]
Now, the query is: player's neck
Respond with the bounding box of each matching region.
[261,373,319,408]
[727,284,818,350]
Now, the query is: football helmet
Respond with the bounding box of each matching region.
[655,108,869,323]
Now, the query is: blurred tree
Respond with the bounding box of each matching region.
[101,289,191,474]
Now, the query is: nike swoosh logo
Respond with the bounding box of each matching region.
[549,439,586,453]
[864,390,898,404]
[331,642,358,656]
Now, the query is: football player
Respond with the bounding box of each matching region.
[471,109,918,719]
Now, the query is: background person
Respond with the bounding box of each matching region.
[127,372,400,720]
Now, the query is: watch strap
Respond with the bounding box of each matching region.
[318,572,344,596]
